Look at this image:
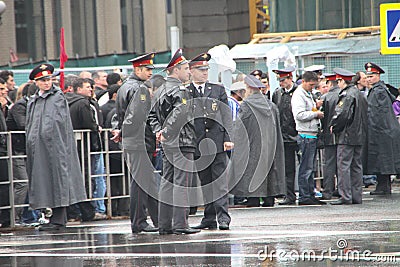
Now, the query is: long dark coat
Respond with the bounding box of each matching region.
[365,80,400,175]
[26,86,87,209]
[230,92,286,197]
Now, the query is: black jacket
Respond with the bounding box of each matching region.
[330,84,367,146]
[271,83,298,143]
[6,97,28,153]
[321,85,340,146]
[100,99,115,128]
[149,77,196,152]
[188,82,232,157]
[121,82,156,152]
[115,74,144,131]
[65,92,102,152]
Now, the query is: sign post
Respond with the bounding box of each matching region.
[380,3,400,54]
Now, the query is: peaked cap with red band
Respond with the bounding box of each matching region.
[333,68,355,81]
[365,62,385,74]
[272,66,295,81]
[189,53,211,69]
[323,73,336,81]
[29,64,55,81]
[128,52,155,69]
[166,49,188,69]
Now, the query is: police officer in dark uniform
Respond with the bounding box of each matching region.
[149,49,200,235]
[364,63,400,195]
[271,66,298,205]
[188,53,233,230]
[112,53,159,234]
[320,73,340,200]
[330,68,367,205]
[114,53,155,136]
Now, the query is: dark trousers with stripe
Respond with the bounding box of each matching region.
[159,150,194,230]
[197,152,231,225]
[126,150,159,233]
[337,145,363,204]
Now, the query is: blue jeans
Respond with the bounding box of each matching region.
[297,136,317,202]
[91,154,106,214]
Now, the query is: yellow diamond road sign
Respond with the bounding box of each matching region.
[381,3,400,54]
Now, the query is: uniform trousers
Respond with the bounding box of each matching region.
[323,145,337,198]
[283,142,298,202]
[337,145,363,204]
[125,150,159,233]
[159,150,195,230]
[197,152,231,225]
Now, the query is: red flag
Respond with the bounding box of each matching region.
[9,48,19,63]
[59,27,68,91]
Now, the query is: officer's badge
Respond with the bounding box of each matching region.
[140,94,146,102]
[39,64,47,70]
[338,101,343,107]
[211,100,218,111]
[182,98,187,105]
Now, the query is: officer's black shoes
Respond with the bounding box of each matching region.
[38,223,65,231]
[173,228,201,235]
[330,198,352,205]
[192,222,217,230]
[142,225,159,232]
[370,190,391,196]
[159,229,174,235]
[298,198,327,206]
[278,198,296,205]
[219,222,229,230]
[332,190,341,198]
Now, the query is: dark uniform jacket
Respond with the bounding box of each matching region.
[149,77,196,152]
[121,82,155,153]
[26,86,87,209]
[115,73,144,131]
[188,82,232,157]
[330,84,367,146]
[321,85,340,146]
[230,92,286,197]
[6,97,28,153]
[271,83,298,143]
[365,80,400,174]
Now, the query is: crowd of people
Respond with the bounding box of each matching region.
[0,50,399,234]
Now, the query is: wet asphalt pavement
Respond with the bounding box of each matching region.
[1,188,400,266]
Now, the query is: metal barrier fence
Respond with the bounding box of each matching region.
[0,129,129,228]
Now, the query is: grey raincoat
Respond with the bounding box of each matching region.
[230,92,286,197]
[26,86,87,209]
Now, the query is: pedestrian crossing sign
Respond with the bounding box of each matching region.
[380,3,400,54]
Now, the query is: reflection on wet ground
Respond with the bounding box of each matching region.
[1,193,400,266]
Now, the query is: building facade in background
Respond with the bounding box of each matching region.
[0,0,251,67]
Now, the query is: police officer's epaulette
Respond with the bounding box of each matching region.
[169,84,185,94]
